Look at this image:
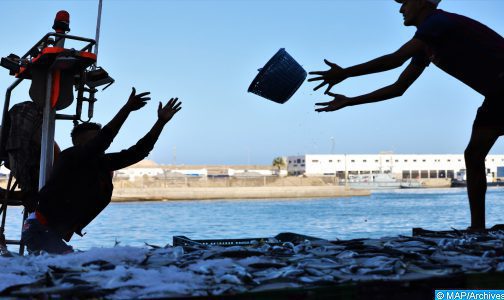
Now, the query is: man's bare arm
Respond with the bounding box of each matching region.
[308,38,427,93]
[106,98,182,171]
[148,98,183,141]
[84,88,150,155]
[315,61,425,112]
[104,88,150,135]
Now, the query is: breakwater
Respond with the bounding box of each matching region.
[112,186,370,201]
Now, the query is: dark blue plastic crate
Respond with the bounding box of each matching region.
[248,48,307,104]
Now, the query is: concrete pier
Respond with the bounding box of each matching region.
[112,186,370,201]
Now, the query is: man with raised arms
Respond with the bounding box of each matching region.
[22,88,182,253]
[309,0,504,231]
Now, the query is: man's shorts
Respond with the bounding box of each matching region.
[473,94,504,132]
[21,219,73,254]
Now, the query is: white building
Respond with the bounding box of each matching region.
[164,169,208,177]
[114,160,286,180]
[114,160,164,181]
[229,168,287,177]
[287,154,504,180]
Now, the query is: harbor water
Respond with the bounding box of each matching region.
[3,188,504,251]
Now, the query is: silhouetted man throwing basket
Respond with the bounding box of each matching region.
[22,88,182,254]
[309,0,504,231]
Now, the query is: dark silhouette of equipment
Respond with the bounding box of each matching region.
[0,9,113,256]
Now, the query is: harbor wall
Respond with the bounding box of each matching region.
[111,176,341,188]
[112,186,370,201]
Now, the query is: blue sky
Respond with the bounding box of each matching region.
[1,0,503,165]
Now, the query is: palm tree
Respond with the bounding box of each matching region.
[272,157,286,176]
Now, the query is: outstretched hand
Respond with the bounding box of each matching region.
[125,87,151,112]
[308,59,347,93]
[158,98,182,123]
[315,92,351,112]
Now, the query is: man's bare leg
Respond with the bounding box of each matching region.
[464,126,501,230]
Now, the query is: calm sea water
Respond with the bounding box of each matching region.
[3,188,504,251]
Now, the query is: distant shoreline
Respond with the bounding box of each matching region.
[111,186,370,202]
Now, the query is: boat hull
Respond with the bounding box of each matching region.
[451,180,504,188]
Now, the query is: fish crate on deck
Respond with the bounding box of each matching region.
[173,232,323,247]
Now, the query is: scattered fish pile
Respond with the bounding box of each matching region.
[1,231,503,299]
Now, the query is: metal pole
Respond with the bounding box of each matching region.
[94,0,103,64]
[173,146,176,166]
[18,209,28,255]
[38,72,56,190]
[0,173,14,256]
[1,79,23,153]
[345,154,348,189]
[0,78,22,255]
[0,175,13,231]
[38,24,67,189]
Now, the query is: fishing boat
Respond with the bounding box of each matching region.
[400,180,423,189]
[347,173,401,190]
[451,169,504,188]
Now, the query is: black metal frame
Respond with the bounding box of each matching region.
[0,32,99,256]
[21,33,96,59]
